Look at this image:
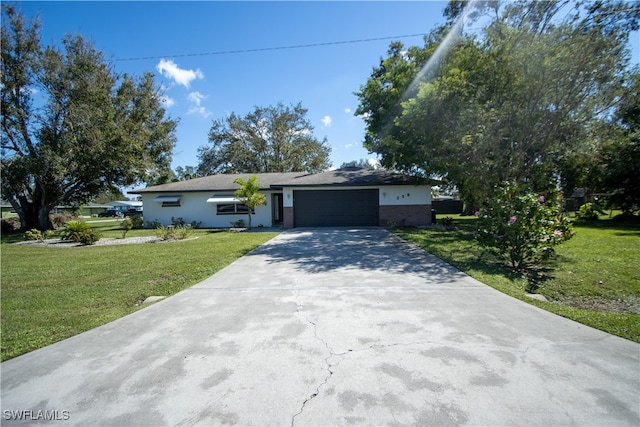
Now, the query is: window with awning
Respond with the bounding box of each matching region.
[207,195,253,215]
[206,196,242,204]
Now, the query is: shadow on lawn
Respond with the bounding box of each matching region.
[393,227,547,289]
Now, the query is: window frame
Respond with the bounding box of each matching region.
[216,203,254,215]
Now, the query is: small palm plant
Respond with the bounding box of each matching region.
[233,175,266,229]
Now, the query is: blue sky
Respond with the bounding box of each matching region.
[17,1,452,170]
[15,1,640,172]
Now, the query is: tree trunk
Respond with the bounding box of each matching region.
[13,199,53,231]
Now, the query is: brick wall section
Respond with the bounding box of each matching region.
[379,204,431,227]
[283,207,294,229]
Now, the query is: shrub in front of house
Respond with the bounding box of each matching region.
[477,182,574,269]
[24,228,52,241]
[128,214,144,229]
[175,225,195,240]
[1,217,20,234]
[155,224,194,241]
[50,211,79,229]
[120,217,133,238]
[171,216,186,227]
[61,221,102,245]
[230,219,245,228]
[576,202,599,220]
[169,216,201,229]
[145,219,162,229]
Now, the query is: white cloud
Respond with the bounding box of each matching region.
[187,106,212,118]
[345,143,353,149]
[344,108,351,114]
[156,59,204,88]
[186,91,211,117]
[187,91,206,106]
[321,115,332,127]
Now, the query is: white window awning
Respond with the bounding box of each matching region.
[207,196,242,204]
[154,196,181,203]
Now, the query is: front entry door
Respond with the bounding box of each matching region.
[272,193,283,224]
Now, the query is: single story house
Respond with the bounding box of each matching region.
[107,200,143,214]
[129,168,434,229]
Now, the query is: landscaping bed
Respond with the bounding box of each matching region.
[14,236,163,248]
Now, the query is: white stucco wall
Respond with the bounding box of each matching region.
[282,185,431,207]
[283,189,294,208]
[141,191,275,228]
[378,185,431,206]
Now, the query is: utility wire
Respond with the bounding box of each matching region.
[114,33,428,62]
[113,5,639,62]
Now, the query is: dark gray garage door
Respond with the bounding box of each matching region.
[293,189,379,227]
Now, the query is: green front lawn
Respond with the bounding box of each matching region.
[1,228,278,361]
[395,215,640,343]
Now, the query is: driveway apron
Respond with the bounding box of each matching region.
[2,228,639,426]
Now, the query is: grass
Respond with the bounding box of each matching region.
[1,225,278,361]
[394,214,640,343]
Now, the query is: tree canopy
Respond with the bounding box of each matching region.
[198,102,331,175]
[355,0,639,211]
[1,5,177,230]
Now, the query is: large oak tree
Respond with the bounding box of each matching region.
[198,102,331,174]
[1,5,177,230]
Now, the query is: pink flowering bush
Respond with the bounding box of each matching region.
[477,182,574,269]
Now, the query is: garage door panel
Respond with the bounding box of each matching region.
[294,189,379,227]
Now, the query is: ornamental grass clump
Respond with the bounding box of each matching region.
[477,183,574,270]
[155,224,194,241]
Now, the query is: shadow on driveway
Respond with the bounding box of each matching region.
[251,227,469,283]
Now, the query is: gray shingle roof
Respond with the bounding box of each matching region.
[130,172,307,193]
[273,168,430,187]
[130,169,432,194]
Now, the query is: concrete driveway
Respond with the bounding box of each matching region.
[2,228,638,426]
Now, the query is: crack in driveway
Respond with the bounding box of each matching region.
[291,290,341,427]
[290,289,442,426]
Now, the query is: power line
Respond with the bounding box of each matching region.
[113,33,428,62]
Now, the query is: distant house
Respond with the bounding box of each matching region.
[129,169,434,229]
[107,200,143,214]
[566,188,589,212]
